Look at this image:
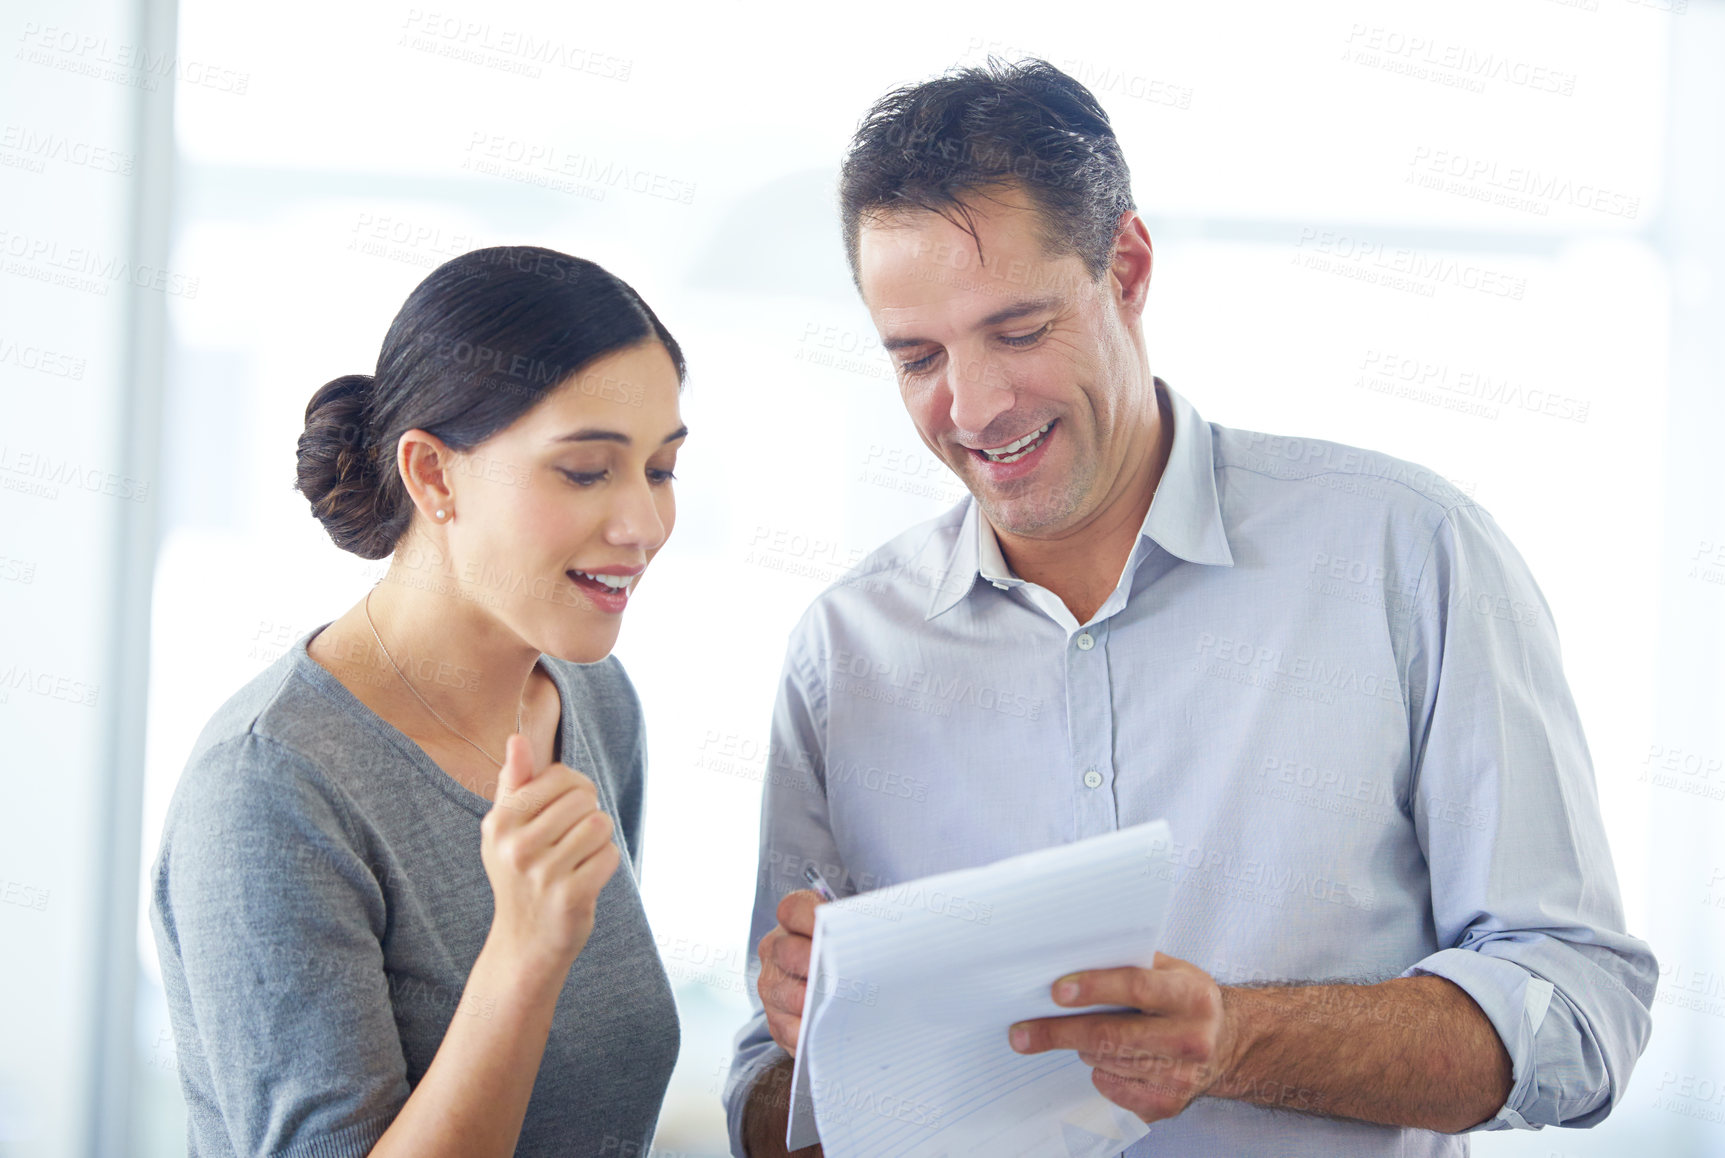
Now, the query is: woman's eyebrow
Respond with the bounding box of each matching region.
[549,424,689,446]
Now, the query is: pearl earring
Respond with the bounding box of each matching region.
[435,509,447,520]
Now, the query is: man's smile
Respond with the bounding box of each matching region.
[966,418,1058,467]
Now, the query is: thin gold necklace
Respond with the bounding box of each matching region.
[363,584,523,767]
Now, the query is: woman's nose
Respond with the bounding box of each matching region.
[604,479,668,551]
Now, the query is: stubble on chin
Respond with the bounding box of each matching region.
[973,472,1086,538]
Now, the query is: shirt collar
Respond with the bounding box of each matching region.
[925,378,1233,621]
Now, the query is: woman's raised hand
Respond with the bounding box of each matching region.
[479,734,621,979]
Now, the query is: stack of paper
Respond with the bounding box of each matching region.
[787,819,1176,1157]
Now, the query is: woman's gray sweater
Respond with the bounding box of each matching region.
[148,623,681,1157]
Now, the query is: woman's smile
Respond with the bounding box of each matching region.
[566,565,643,613]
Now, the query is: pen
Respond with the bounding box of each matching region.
[802,864,837,902]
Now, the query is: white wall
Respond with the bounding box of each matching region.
[0,1,175,1156]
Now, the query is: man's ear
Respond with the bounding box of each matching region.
[397,429,456,519]
[1110,211,1154,317]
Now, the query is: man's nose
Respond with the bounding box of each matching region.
[946,350,1015,435]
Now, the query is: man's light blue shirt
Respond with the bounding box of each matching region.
[723,379,1656,1156]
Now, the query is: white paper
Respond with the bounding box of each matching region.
[786,819,1176,1157]
[784,911,829,1150]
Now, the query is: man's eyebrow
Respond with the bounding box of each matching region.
[550,424,689,446]
[880,296,1062,352]
[980,296,1062,327]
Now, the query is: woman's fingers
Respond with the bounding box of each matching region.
[479,747,616,966]
[558,839,621,914]
[486,734,540,830]
[545,808,616,878]
[513,778,601,856]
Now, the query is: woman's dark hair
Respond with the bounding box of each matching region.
[295,245,686,559]
[838,57,1135,289]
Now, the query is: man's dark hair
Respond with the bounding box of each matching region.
[838,57,1136,290]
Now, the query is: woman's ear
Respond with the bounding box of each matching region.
[397,429,456,522]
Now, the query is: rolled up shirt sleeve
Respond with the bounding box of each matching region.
[1396,500,1658,1132]
[724,623,845,1157]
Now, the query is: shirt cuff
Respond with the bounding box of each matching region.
[1399,946,1555,1132]
[276,1110,397,1158]
[724,1042,791,1158]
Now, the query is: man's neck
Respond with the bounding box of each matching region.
[992,387,1174,626]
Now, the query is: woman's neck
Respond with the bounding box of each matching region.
[312,568,553,773]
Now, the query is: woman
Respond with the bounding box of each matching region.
[148,245,687,1157]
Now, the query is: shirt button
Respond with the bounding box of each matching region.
[1083,769,1102,788]
[1076,632,1095,651]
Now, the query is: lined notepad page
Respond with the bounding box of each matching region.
[787,819,1175,1158]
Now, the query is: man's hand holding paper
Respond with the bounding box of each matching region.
[1010,951,1243,1126]
[758,889,826,1057]
[780,820,1178,1158]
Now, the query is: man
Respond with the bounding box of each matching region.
[723,59,1655,1157]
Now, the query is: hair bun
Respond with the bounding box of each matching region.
[295,373,400,559]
